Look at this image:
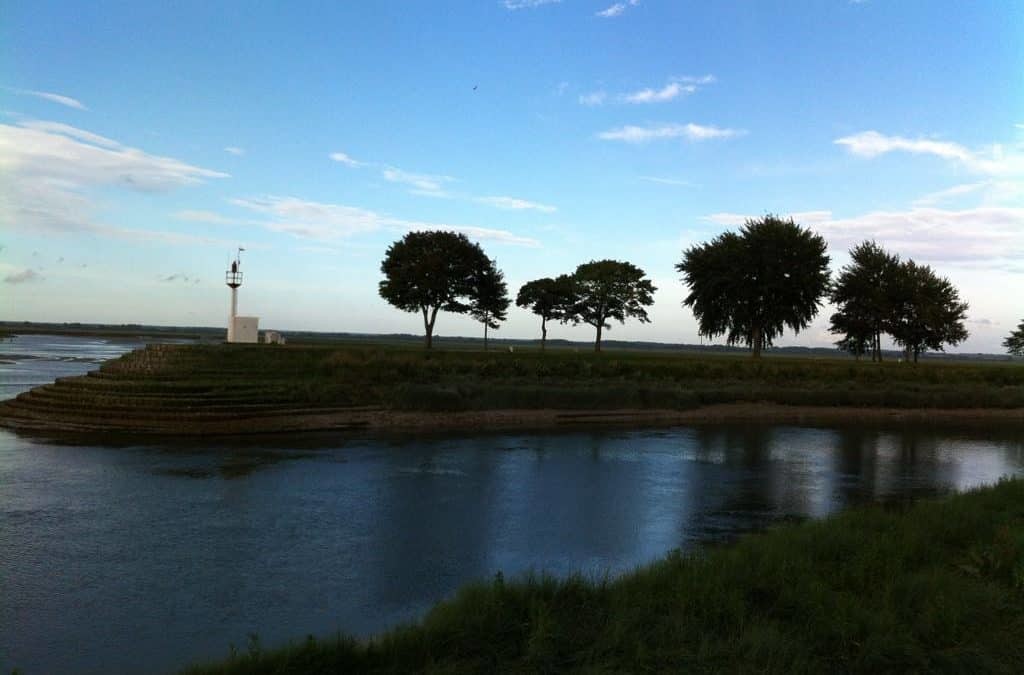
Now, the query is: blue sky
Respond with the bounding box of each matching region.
[2,1,1022,352]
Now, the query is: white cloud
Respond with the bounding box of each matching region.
[230,195,541,247]
[475,196,557,212]
[701,207,1024,268]
[0,120,228,191]
[596,0,639,18]
[912,182,989,206]
[3,268,42,284]
[598,122,743,143]
[329,151,364,167]
[224,146,245,156]
[6,87,87,110]
[676,74,716,85]
[578,91,607,106]
[0,119,231,245]
[834,130,1023,176]
[623,82,694,104]
[504,0,560,9]
[381,166,454,195]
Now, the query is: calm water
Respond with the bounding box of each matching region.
[1,336,1022,674]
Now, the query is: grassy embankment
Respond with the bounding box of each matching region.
[96,343,1024,410]
[184,478,1024,673]
[3,343,1024,434]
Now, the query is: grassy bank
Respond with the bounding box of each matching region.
[2,343,1023,434]
[184,478,1024,674]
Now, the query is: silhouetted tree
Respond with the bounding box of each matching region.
[677,215,831,358]
[515,275,575,351]
[379,230,489,349]
[886,260,968,362]
[1005,320,1024,356]
[565,260,656,352]
[469,258,510,351]
[829,241,901,361]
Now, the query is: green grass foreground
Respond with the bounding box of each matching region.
[183,478,1024,674]
[117,343,1024,409]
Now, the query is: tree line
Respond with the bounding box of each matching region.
[379,217,1017,359]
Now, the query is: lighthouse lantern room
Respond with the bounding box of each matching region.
[225,248,259,343]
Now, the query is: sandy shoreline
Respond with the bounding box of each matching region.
[4,402,1024,436]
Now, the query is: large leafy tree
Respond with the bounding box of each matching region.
[468,258,511,351]
[1005,320,1024,356]
[515,275,575,351]
[565,260,656,352]
[886,260,969,363]
[379,230,489,349]
[829,241,901,361]
[677,215,831,358]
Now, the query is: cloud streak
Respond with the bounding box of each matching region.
[6,87,87,110]
[230,195,541,247]
[329,151,364,167]
[702,207,1024,268]
[596,0,639,18]
[504,0,560,9]
[598,123,743,143]
[834,130,1023,176]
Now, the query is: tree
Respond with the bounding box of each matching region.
[565,260,656,352]
[379,230,489,349]
[1004,320,1024,356]
[886,260,968,363]
[515,275,575,351]
[829,241,901,361]
[677,215,831,358]
[468,258,510,351]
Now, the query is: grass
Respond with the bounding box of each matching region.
[105,343,1024,410]
[183,478,1024,674]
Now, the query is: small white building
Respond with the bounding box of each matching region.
[262,330,285,345]
[230,316,260,343]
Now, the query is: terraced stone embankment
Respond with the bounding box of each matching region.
[0,344,379,434]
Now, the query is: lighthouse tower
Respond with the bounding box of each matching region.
[225,248,259,343]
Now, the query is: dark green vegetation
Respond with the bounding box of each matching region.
[830,242,969,363]
[514,275,575,351]
[560,260,657,352]
[1006,319,1024,357]
[379,231,507,350]
[185,478,1024,674]
[677,215,832,359]
[3,343,1023,434]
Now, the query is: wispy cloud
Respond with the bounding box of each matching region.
[702,207,1024,268]
[598,122,743,143]
[475,196,557,212]
[623,82,694,104]
[504,0,560,9]
[596,0,639,18]
[224,146,245,156]
[580,75,715,106]
[0,119,231,245]
[3,269,42,284]
[230,195,540,247]
[834,130,1023,176]
[329,151,364,167]
[382,166,455,196]
[5,87,87,110]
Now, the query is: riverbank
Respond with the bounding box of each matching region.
[184,478,1024,673]
[1,343,1022,434]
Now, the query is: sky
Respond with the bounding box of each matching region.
[1,1,1022,353]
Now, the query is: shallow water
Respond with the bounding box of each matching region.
[1,336,1022,674]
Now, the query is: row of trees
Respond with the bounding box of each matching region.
[378,230,657,351]
[380,218,1000,359]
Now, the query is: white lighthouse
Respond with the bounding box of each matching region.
[225,248,259,343]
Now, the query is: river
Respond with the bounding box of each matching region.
[1,334,1021,674]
